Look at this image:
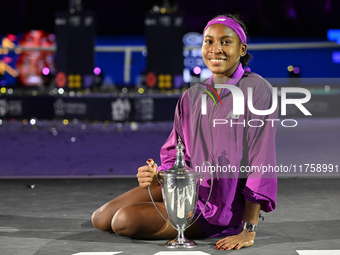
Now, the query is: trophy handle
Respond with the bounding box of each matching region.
[185,161,214,230]
[155,168,163,186]
[148,186,176,229]
[147,164,176,229]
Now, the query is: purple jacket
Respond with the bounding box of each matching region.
[158,64,278,237]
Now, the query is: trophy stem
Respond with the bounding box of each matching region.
[163,227,197,248]
[176,228,187,244]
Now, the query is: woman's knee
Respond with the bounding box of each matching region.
[91,208,112,232]
[111,207,140,237]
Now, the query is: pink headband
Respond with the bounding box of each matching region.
[203,16,247,44]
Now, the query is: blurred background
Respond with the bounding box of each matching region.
[0,0,339,178]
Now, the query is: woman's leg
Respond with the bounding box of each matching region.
[91,186,163,231]
[111,201,206,240]
[92,185,206,239]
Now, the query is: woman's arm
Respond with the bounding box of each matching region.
[214,79,277,251]
[243,200,261,227]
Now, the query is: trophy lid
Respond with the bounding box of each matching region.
[165,137,192,175]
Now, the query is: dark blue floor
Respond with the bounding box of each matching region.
[0,118,339,178]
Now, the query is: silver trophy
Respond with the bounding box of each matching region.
[148,137,213,248]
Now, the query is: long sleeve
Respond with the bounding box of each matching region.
[242,77,278,212]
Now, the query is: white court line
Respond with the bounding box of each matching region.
[72,252,123,255]
[296,251,340,255]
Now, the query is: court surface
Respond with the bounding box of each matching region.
[0,178,340,255]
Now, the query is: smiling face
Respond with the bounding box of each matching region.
[202,23,247,79]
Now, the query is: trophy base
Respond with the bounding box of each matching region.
[163,237,197,248]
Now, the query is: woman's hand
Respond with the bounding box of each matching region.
[137,158,159,190]
[214,230,255,250]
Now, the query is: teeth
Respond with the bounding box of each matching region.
[210,59,225,63]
